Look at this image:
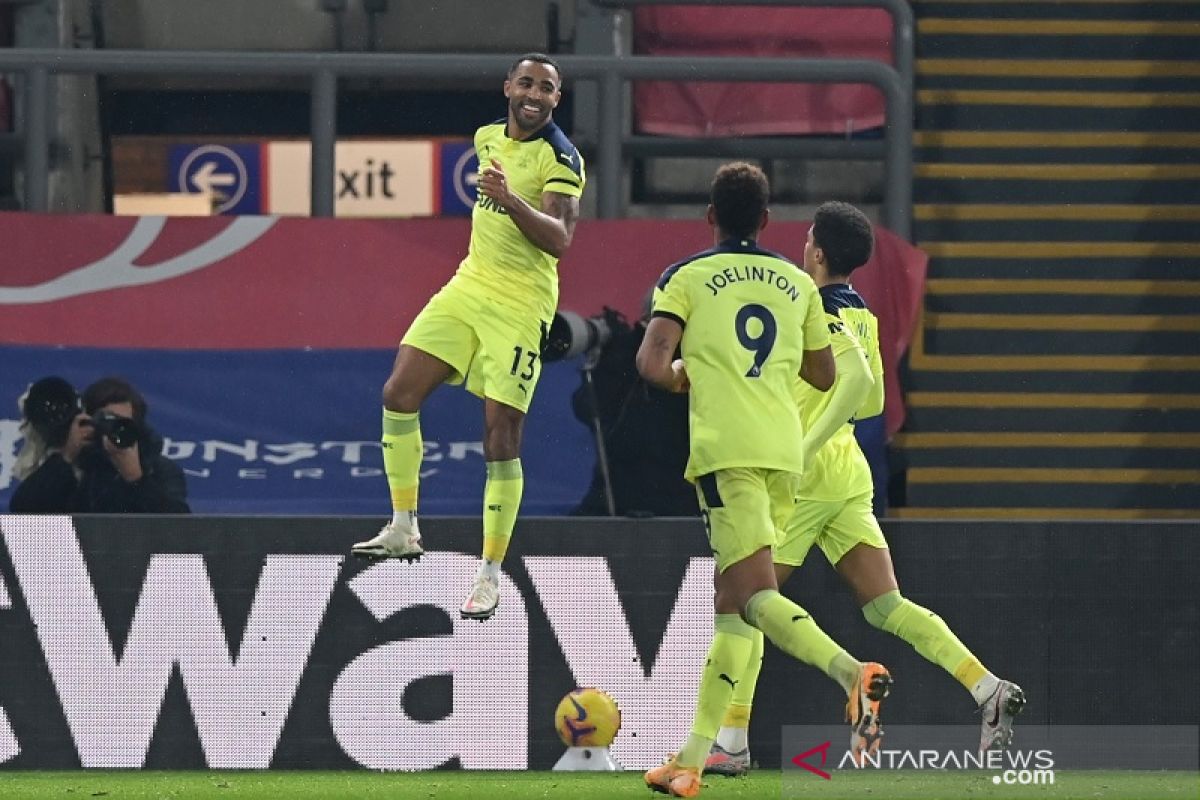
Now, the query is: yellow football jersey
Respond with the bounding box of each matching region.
[796,284,885,500]
[653,238,831,480]
[449,119,585,319]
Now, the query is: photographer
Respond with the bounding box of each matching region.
[9,376,190,514]
[564,308,699,518]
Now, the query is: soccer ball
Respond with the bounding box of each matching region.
[554,687,622,748]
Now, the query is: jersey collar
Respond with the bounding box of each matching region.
[715,236,759,252]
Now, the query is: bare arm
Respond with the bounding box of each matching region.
[800,345,836,392]
[476,159,580,258]
[636,316,689,393]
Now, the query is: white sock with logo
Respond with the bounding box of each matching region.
[477,559,501,582]
[972,673,1001,707]
[390,510,418,533]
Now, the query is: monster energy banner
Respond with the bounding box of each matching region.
[0,346,594,516]
[0,516,1196,770]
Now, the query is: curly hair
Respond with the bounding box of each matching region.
[812,201,874,277]
[711,162,769,240]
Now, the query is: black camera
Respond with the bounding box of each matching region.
[90,409,140,449]
[542,309,620,362]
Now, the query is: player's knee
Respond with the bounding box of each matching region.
[862,589,905,629]
[483,441,515,462]
[382,376,422,414]
[483,414,524,460]
[713,588,744,617]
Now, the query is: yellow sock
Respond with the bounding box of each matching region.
[730,627,763,709]
[715,627,761,753]
[745,589,861,694]
[863,589,987,692]
[677,614,758,770]
[722,703,752,729]
[381,408,421,512]
[481,459,523,563]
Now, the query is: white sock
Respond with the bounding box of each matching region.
[715,725,749,753]
[477,559,501,582]
[971,673,1001,706]
[391,510,418,531]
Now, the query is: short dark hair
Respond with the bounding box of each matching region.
[811,201,874,276]
[82,376,147,423]
[508,52,563,86]
[711,162,769,240]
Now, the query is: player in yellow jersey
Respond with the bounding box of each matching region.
[703,201,1026,778]
[352,53,585,621]
[637,166,891,798]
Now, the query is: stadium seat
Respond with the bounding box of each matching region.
[100,0,338,51]
[369,0,552,54]
[98,0,338,90]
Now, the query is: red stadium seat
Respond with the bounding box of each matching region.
[632,7,893,137]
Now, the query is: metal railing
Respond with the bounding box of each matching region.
[0,49,911,234]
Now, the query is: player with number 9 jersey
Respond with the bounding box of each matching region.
[638,166,886,798]
[652,239,830,481]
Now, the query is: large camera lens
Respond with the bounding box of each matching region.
[542,310,613,362]
[91,410,140,449]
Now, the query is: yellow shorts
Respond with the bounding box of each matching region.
[402,280,549,413]
[775,489,888,568]
[695,467,800,573]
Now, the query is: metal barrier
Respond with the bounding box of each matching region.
[0,49,911,234]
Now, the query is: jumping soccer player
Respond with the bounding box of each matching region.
[352,53,585,622]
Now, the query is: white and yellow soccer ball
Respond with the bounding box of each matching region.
[554,687,622,748]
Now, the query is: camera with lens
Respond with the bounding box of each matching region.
[542,307,627,362]
[90,409,140,449]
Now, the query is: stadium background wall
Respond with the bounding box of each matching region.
[0,515,1195,770]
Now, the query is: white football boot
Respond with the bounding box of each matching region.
[351,516,423,562]
[979,680,1027,756]
[459,573,500,620]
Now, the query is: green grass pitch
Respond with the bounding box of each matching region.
[0,770,1195,799]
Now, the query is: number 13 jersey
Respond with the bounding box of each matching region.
[652,237,830,481]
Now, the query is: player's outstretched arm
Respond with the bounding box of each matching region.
[636,316,689,393]
[802,343,874,464]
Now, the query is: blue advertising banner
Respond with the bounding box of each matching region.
[0,347,594,515]
[438,139,478,216]
[168,143,263,215]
